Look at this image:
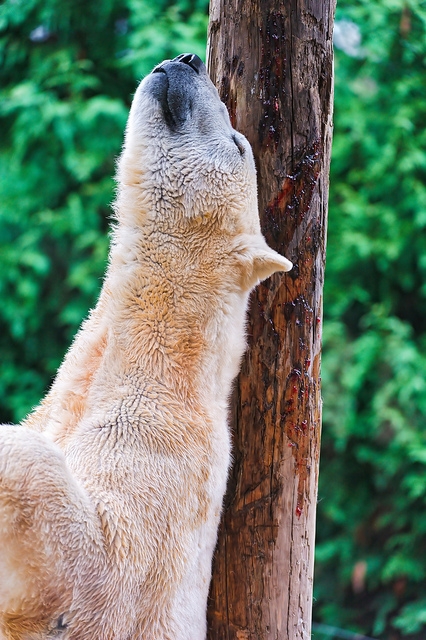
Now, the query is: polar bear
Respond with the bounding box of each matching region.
[0,53,292,639]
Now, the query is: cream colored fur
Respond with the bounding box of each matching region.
[0,56,292,640]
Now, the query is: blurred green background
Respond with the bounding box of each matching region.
[1,0,426,638]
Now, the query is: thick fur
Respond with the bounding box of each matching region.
[0,56,292,640]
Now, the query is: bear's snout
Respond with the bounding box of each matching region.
[153,53,206,76]
[144,53,209,130]
[171,53,205,74]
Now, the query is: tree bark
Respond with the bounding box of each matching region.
[206,1,335,638]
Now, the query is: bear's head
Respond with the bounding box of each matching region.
[115,54,292,290]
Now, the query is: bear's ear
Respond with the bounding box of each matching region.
[241,243,293,290]
[253,248,293,281]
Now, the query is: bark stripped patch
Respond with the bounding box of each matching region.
[258,11,287,148]
[280,352,321,517]
[263,140,322,255]
[262,140,323,518]
[218,55,243,129]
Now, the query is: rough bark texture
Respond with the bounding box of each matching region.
[206,1,335,638]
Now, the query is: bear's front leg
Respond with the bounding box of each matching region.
[0,425,104,639]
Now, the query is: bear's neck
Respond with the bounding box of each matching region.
[26,225,250,442]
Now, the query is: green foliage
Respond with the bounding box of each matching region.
[0,0,208,421]
[314,0,426,637]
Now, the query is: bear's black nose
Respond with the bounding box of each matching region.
[172,53,205,75]
[149,54,207,129]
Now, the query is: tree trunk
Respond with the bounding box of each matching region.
[206,1,335,638]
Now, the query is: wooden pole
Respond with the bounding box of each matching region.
[206,0,335,638]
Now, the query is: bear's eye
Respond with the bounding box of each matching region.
[232,134,245,157]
